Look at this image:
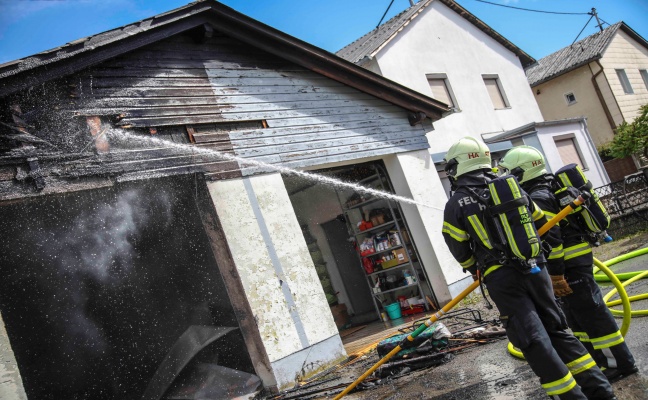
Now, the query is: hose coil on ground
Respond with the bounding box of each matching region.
[508,251,643,359]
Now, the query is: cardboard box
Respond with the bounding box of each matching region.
[393,248,409,263]
[380,258,400,269]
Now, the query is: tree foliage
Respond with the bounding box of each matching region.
[610,104,648,159]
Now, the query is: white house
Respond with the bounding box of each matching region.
[337,0,610,294]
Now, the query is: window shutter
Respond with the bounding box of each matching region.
[428,79,453,107]
[484,78,506,109]
[555,138,584,167]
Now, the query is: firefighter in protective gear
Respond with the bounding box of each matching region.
[442,137,615,400]
[499,145,637,383]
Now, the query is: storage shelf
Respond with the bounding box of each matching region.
[354,220,397,236]
[362,245,403,258]
[372,283,419,296]
[345,197,386,210]
[367,262,411,277]
[358,173,381,185]
[334,163,429,322]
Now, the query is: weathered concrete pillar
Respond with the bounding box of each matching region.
[383,150,469,302]
[206,173,346,390]
[0,313,27,400]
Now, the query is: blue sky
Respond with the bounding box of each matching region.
[1,0,647,65]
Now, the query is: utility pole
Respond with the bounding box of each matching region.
[591,8,604,32]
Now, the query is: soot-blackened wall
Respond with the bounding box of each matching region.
[0,175,252,399]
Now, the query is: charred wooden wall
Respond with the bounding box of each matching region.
[69,30,430,171]
[0,28,429,199]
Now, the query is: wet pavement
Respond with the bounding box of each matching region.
[274,251,648,400]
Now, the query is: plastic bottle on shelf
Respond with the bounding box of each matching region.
[403,270,415,285]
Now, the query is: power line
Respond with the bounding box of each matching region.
[571,14,594,46]
[473,0,590,16]
[376,0,396,29]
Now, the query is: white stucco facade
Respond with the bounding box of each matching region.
[207,173,346,390]
[484,119,610,188]
[371,1,544,153]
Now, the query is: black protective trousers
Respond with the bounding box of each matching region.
[560,264,636,371]
[485,266,615,400]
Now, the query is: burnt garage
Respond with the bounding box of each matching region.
[0,0,452,397]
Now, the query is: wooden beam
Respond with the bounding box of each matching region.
[86,116,110,153]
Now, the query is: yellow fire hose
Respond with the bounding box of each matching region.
[333,194,589,399]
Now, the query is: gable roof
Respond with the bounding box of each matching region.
[526,22,648,87]
[336,0,535,68]
[0,0,449,120]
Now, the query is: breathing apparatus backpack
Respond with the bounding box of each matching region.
[466,175,543,274]
[553,163,610,244]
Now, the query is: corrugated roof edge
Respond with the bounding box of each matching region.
[0,0,450,122]
[336,0,536,69]
[527,22,648,87]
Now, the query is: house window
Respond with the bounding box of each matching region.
[482,75,509,109]
[565,92,577,105]
[641,69,648,90]
[616,69,634,94]
[554,135,587,170]
[426,73,458,110]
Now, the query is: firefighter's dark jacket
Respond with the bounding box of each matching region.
[521,175,566,276]
[442,170,550,277]
[524,174,594,268]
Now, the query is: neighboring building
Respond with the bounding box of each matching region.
[526,22,648,175]
[337,0,610,289]
[0,1,457,398]
[483,117,609,189]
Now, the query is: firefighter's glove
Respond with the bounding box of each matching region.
[465,265,479,281]
[550,275,573,297]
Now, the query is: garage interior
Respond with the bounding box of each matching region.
[284,160,437,341]
[0,176,255,400]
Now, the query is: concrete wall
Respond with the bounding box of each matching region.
[0,314,26,400]
[532,65,617,147]
[207,173,345,390]
[287,184,352,312]
[600,29,648,122]
[372,1,544,154]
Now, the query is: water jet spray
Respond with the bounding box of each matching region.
[105,128,443,210]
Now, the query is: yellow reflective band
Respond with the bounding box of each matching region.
[508,179,540,257]
[542,372,577,396]
[564,242,592,260]
[544,211,557,219]
[566,354,596,375]
[558,172,574,188]
[460,256,476,268]
[573,331,591,342]
[468,215,493,249]
[483,264,502,277]
[532,207,545,221]
[590,331,624,350]
[548,244,564,260]
[443,221,470,242]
